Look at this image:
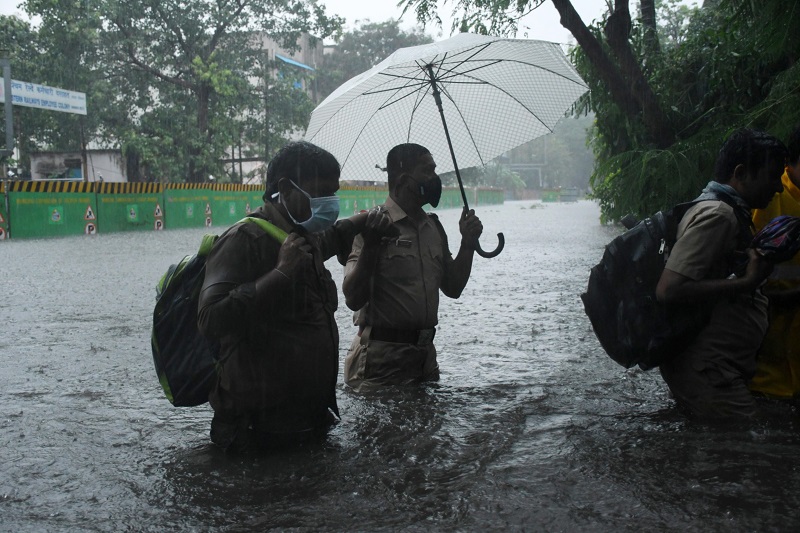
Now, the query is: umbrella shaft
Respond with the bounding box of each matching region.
[426,65,470,211]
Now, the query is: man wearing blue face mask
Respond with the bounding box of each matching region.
[197,141,393,452]
[342,143,484,389]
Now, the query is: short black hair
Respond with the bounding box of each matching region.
[263,141,340,201]
[386,143,430,190]
[787,124,800,165]
[713,128,788,183]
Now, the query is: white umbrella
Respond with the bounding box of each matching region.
[305,32,588,257]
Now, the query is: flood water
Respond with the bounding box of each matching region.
[2,199,799,532]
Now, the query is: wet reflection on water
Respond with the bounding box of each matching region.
[1,200,798,531]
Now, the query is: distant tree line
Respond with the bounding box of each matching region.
[1,0,343,183]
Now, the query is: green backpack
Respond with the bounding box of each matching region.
[151,217,287,406]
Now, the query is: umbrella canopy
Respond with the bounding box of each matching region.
[305,32,589,182]
[753,215,800,263]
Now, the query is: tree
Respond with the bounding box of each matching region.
[401,0,800,222]
[317,19,432,100]
[0,15,41,175]
[95,0,342,182]
[506,115,595,191]
[10,0,341,183]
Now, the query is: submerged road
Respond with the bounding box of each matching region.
[1,200,799,531]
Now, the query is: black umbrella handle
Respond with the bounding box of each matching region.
[475,232,505,258]
[426,63,504,259]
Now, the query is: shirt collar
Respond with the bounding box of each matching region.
[384,196,435,230]
[384,196,407,223]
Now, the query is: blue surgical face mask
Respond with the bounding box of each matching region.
[274,180,340,233]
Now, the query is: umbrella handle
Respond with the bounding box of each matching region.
[475,232,505,258]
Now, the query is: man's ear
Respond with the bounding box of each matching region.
[276,177,291,196]
[731,163,748,183]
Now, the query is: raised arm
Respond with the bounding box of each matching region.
[441,208,483,298]
[656,248,772,304]
[342,208,396,311]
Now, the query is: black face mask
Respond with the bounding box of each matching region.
[419,176,442,208]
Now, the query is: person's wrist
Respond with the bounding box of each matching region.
[274,263,293,281]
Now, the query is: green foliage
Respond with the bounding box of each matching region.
[402,0,800,222]
[482,162,526,190]
[656,0,698,48]
[506,115,595,190]
[401,0,545,36]
[317,20,432,100]
[581,0,800,222]
[0,15,40,169]
[439,162,524,194]
[96,0,343,182]
[9,0,343,182]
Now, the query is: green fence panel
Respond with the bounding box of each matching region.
[163,185,264,230]
[6,182,98,239]
[337,187,388,216]
[433,187,462,210]
[207,187,265,228]
[0,182,503,240]
[95,183,163,233]
[474,187,504,207]
[162,187,213,230]
[541,190,560,202]
[0,182,8,241]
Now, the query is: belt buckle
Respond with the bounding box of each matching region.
[416,328,435,345]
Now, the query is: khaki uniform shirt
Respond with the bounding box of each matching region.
[346,197,453,330]
[665,201,768,381]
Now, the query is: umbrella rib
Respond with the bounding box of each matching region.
[436,82,486,167]
[443,70,554,134]
[321,75,430,169]
[429,44,492,78]
[376,84,432,110]
[406,82,434,143]
[308,68,427,152]
[432,58,587,88]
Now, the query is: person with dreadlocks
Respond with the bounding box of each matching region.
[655,128,787,420]
[197,141,394,452]
[341,143,483,390]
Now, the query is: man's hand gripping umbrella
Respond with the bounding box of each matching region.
[426,63,504,258]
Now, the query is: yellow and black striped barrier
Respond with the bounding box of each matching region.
[0,180,503,240]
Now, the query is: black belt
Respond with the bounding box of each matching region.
[369,326,436,345]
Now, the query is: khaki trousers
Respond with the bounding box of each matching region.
[344,328,439,390]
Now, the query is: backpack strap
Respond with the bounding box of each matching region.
[238,216,289,244]
[198,217,288,258]
[197,233,220,257]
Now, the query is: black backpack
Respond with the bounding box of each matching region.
[581,192,750,370]
[151,217,287,406]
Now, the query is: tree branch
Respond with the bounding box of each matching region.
[640,0,660,57]
[605,1,674,147]
[550,0,640,120]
